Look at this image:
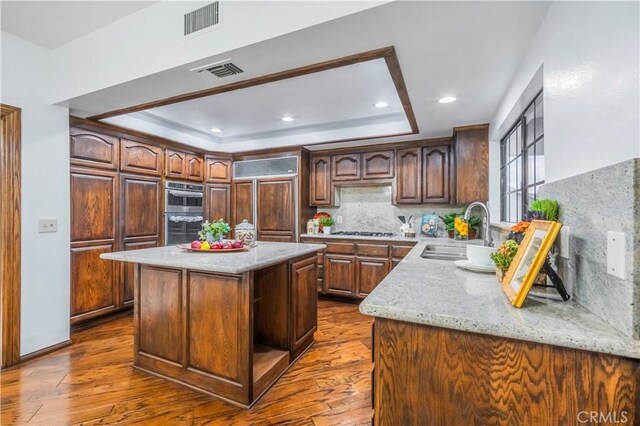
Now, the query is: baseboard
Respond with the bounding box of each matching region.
[20,339,72,363]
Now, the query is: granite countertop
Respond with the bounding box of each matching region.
[359,240,640,359]
[100,242,325,274]
[300,233,420,243]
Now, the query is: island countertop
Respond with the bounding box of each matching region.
[100,242,325,274]
[359,239,640,359]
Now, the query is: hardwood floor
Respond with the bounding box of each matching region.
[1,299,374,425]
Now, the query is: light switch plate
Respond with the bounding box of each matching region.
[38,218,58,233]
[607,231,626,279]
[336,215,343,224]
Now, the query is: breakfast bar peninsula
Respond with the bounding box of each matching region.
[101,241,324,407]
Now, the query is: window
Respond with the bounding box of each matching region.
[501,90,544,223]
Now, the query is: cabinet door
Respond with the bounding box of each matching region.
[331,154,361,181]
[205,156,232,183]
[325,254,357,296]
[395,147,422,204]
[455,127,489,203]
[165,149,186,179]
[257,178,295,234]
[205,184,231,224]
[423,145,450,203]
[232,181,254,226]
[70,128,119,170]
[258,233,295,242]
[120,139,163,176]
[290,256,318,352]
[186,154,204,181]
[122,239,158,306]
[70,169,117,243]
[121,174,161,239]
[356,258,390,297]
[362,151,395,180]
[310,155,332,206]
[70,243,118,322]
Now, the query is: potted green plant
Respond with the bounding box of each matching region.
[440,212,459,238]
[199,219,231,244]
[467,215,482,240]
[490,239,520,283]
[319,217,335,235]
[527,199,560,221]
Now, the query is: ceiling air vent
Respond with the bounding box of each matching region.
[191,59,244,82]
[184,2,220,36]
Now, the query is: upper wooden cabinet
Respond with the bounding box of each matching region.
[362,150,394,180]
[186,154,204,181]
[422,145,450,204]
[205,156,232,183]
[120,174,161,240]
[120,139,163,176]
[70,129,119,170]
[257,178,295,242]
[165,149,204,182]
[332,154,361,181]
[205,184,231,224]
[454,126,489,204]
[310,155,332,206]
[70,168,117,242]
[395,147,422,204]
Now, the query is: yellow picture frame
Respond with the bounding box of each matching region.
[501,220,562,308]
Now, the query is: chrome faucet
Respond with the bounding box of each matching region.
[464,202,493,247]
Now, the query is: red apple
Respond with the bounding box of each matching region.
[212,243,223,250]
[191,240,202,249]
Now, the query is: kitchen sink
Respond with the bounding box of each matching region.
[421,244,468,261]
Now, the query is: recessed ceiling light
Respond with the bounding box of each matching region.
[374,101,389,108]
[438,96,457,104]
[210,128,222,133]
[282,116,294,122]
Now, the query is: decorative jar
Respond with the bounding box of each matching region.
[235,220,256,247]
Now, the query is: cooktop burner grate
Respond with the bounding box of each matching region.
[331,231,395,237]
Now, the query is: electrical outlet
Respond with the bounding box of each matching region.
[560,226,571,259]
[38,218,58,233]
[607,231,626,279]
[336,215,343,224]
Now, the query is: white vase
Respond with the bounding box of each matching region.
[323,226,332,235]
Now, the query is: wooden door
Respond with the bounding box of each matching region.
[395,147,422,204]
[122,239,158,306]
[186,154,204,182]
[454,127,489,203]
[324,254,357,296]
[232,181,254,227]
[70,128,119,170]
[331,154,360,181]
[423,145,450,203]
[205,156,232,183]
[356,258,390,297]
[120,139,162,176]
[256,178,295,241]
[206,184,231,224]
[290,256,318,353]
[165,149,186,179]
[310,155,331,206]
[120,174,161,240]
[362,150,394,180]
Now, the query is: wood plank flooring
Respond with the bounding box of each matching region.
[1,299,374,425]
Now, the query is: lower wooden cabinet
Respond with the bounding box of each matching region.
[356,258,390,297]
[122,239,159,306]
[290,256,318,353]
[325,254,357,296]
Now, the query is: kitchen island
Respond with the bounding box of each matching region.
[101,242,324,407]
[361,239,640,425]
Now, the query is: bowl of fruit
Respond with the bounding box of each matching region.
[182,239,248,252]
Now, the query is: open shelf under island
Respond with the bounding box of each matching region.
[101,242,325,407]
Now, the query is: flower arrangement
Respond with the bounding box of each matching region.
[491,239,520,278]
[441,211,482,239]
[199,219,231,243]
[506,221,530,244]
[454,216,469,239]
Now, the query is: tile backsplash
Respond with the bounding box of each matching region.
[321,185,463,235]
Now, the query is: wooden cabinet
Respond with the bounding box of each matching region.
[356,258,390,297]
[205,156,232,183]
[120,174,161,240]
[165,149,186,179]
[325,254,357,296]
[331,153,360,181]
[122,239,158,306]
[454,126,489,203]
[290,256,318,353]
[120,139,162,176]
[205,184,231,224]
[70,169,117,242]
[422,145,450,203]
[232,181,254,228]
[70,243,118,320]
[186,154,204,181]
[362,150,394,180]
[310,155,332,206]
[395,147,422,204]
[70,128,119,170]
[256,178,295,242]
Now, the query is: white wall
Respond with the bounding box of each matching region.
[1,31,71,355]
[490,1,640,219]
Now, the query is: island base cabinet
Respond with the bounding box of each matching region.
[372,318,640,426]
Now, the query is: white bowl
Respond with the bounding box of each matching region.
[466,245,496,267]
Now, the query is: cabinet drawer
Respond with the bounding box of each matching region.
[357,243,389,258]
[391,243,416,259]
[325,242,356,254]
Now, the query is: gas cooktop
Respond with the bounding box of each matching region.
[331,231,395,237]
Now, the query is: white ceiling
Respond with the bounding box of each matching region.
[61,1,550,152]
[0,1,156,49]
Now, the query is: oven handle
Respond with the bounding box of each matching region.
[167,190,203,198]
[167,215,204,223]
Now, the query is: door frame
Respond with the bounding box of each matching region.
[1,104,21,368]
